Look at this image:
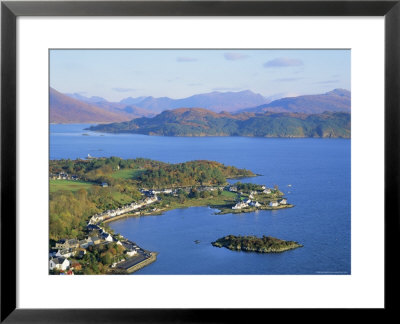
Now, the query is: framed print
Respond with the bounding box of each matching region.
[1,0,399,322]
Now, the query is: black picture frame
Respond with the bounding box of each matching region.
[1,0,399,322]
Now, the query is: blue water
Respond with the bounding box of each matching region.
[50,124,351,275]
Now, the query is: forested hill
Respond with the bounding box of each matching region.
[87,108,351,138]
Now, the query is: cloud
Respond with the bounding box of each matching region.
[224,52,249,61]
[274,77,304,82]
[112,87,136,92]
[188,83,203,86]
[264,57,304,68]
[176,57,198,62]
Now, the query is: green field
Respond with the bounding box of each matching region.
[152,192,237,214]
[111,191,135,205]
[221,190,237,198]
[111,168,147,180]
[49,179,95,193]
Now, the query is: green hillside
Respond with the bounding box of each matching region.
[87,108,350,138]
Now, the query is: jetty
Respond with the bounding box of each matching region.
[109,252,157,274]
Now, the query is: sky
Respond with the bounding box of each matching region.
[50,49,350,102]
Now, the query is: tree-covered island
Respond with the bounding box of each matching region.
[49,156,293,274]
[87,108,351,138]
[212,235,303,253]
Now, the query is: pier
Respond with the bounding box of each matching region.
[110,252,157,274]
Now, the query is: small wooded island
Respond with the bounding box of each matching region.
[212,235,303,253]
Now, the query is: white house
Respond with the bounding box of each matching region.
[279,198,287,205]
[244,199,252,204]
[250,201,261,207]
[145,196,158,204]
[269,201,279,207]
[49,257,70,271]
[126,250,138,257]
[232,201,248,210]
[55,248,74,258]
[263,189,272,194]
[101,233,113,242]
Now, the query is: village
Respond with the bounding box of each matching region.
[49,190,159,275]
[228,185,288,210]
[49,169,292,274]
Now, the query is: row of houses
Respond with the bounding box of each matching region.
[141,186,223,197]
[49,223,123,272]
[232,199,262,210]
[49,172,80,181]
[269,198,287,207]
[232,197,287,210]
[89,196,158,224]
[50,188,159,273]
[226,184,272,195]
[85,219,151,269]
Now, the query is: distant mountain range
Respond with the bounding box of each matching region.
[50,87,350,124]
[50,88,154,123]
[240,89,351,114]
[87,108,351,138]
[118,90,268,113]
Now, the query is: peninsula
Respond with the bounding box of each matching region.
[49,156,293,274]
[212,235,303,253]
[86,108,351,138]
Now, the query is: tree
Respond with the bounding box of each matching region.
[101,252,113,265]
[189,188,199,199]
[200,191,210,199]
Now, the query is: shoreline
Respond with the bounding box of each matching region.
[87,130,351,139]
[102,202,294,225]
[50,124,350,139]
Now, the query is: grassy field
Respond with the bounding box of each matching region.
[220,190,237,198]
[154,193,237,213]
[50,179,135,206]
[111,168,147,180]
[111,191,135,205]
[49,179,95,193]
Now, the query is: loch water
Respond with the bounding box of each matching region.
[50,124,351,275]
